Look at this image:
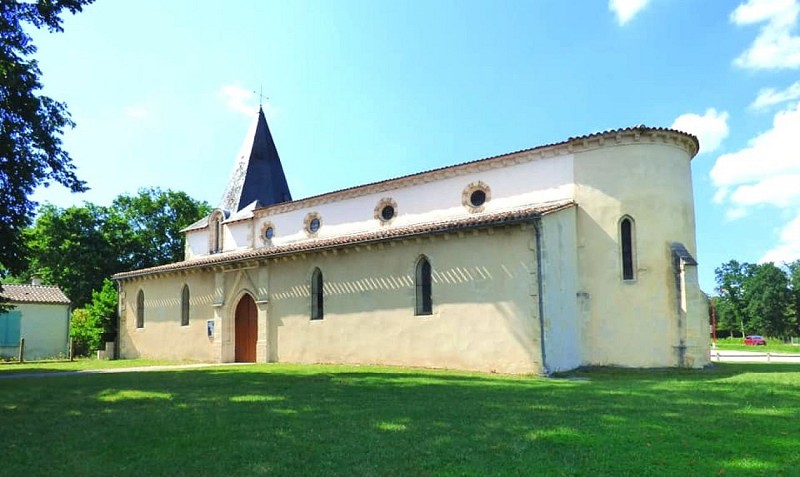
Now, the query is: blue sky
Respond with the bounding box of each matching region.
[28,0,800,293]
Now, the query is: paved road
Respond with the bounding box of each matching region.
[710,349,800,363]
[0,362,253,380]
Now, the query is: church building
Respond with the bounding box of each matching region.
[113,109,709,374]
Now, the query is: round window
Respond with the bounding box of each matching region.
[470,189,487,207]
[381,205,395,221]
[309,218,321,233]
[264,227,274,240]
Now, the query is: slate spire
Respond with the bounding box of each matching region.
[218,107,292,212]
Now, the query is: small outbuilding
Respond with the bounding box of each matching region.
[0,281,71,360]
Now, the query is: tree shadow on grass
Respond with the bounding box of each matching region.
[1,363,799,476]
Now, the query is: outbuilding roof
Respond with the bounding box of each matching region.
[0,284,71,305]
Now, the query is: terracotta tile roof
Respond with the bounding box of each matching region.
[0,284,71,305]
[115,200,575,280]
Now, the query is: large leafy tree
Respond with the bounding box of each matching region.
[786,260,800,327]
[714,260,753,337]
[744,263,795,339]
[0,0,94,309]
[21,189,210,307]
[23,203,120,308]
[112,188,212,269]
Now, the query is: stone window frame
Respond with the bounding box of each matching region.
[260,221,276,246]
[374,197,398,225]
[207,209,226,254]
[181,284,190,327]
[462,181,491,213]
[304,212,322,237]
[415,255,433,316]
[136,289,145,329]
[620,215,637,281]
[310,267,324,320]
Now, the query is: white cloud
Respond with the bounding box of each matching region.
[219,83,279,120]
[671,108,729,154]
[729,174,800,207]
[710,102,800,189]
[609,0,651,25]
[761,214,800,262]
[731,0,800,70]
[725,208,749,221]
[751,81,800,109]
[710,100,800,263]
[123,104,151,120]
[220,84,258,117]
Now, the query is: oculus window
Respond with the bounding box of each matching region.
[374,197,398,224]
[462,181,491,212]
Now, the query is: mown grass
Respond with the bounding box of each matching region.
[2,363,799,476]
[714,337,800,354]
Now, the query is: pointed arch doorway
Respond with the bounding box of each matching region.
[234,294,257,362]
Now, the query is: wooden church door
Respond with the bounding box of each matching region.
[234,294,257,362]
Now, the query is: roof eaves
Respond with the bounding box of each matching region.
[115,201,574,281]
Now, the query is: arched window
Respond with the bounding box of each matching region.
[136,290,145,328]
[620,217,636,281]
[209,211,223,254]
[213,216,222,253]
[415,256,433,315]
[311,268,324,320]
[181,285,190,326]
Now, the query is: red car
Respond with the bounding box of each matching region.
[744,335,767,346]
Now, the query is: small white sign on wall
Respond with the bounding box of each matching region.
[206,320,215,338]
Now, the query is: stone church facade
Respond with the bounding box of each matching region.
[113,110,709,374]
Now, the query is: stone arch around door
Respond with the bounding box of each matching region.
[234,293,258,363]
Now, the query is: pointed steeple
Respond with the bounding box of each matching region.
[219,107,292,212]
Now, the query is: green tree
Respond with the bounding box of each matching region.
[0,0,94,310]
[714,260,753,337]
[68,279,118,356]
[743,263,794,339]
[20,190,210,307]
[111,188,212,269]
[69,308,100,356]
[85,278,118,345]
[783,260,800,338]
[23,203,122,307]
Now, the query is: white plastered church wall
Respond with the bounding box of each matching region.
[185,153,575,256]
[117,125,708,374]
[119,273,216,361]
[265,227,543,374]
[538,207,581,372]
[572,141,707,368]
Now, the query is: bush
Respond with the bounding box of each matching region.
[70,308,101,356]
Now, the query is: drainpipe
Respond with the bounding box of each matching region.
[114,279,122,360]
[533,217,549,375]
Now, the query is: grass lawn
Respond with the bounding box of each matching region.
[2,363,799,476]
[714,338,800,354]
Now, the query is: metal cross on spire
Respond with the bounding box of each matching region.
[254,85,269,109]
